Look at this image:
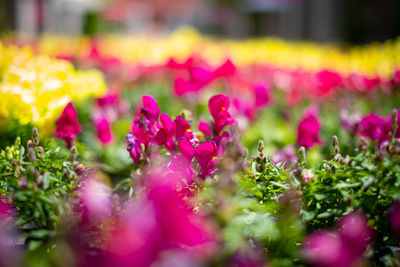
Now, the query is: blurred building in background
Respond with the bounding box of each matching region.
[0,0,399,43]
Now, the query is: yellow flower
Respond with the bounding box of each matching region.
[0,43,106,135]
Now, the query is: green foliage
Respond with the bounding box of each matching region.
[0,128,80,240]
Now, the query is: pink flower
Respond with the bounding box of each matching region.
[194,142,218,179]
[198,120,212,137]
[97,93,119,108]
[253,84,270,108]
[303,231,353,267]
[314,69,342,97]
[303,212,373,267]
[213,59,236,79]
[337,212,373,256]
[358,113,391,144]
[94,116,114,145]
[208,94,235,135]
[141,95,160,124]
[131,96,161,147]
[104,171,216,266]
[178,139,195,162]
[296,108,322,148]
[174,115,198,144]
[174,76,201,96]
[126,132,142,164]
[166,57,193,70]
[153,113,176,152]
[79,175,112,224]
[301,169,314,184]
[55,102,82,148]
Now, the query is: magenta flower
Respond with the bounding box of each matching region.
[94,116,114,145]
[358,113,391,144]
[97,93,119,108]
[253,84,270,108]
[131,95,161,147]
[168,154,195,184]
[213,59,236,79]
[126,132,142,164]
[303,231,353,267]
[146,173,216,249]
[194,141,218,179]
[104,171,216,266]
[303,212,373,267]
[296,108,322,148]
[314,69,342,96]
[55,102,82,148]
[166,57,193,70]
[198,120,212,137]
[174,76,201,96]
[153,113,176,152]
[208,94,235,135]
[337,212,373,256]
[79,175,112,224]
[174,115,198,144]
[141,95,160,124]
[178,139,195,162]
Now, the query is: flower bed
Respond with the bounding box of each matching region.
[0,32,400,266]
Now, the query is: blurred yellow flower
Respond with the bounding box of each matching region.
[0,43,106,135]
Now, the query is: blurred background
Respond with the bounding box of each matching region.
[0,0,399,44]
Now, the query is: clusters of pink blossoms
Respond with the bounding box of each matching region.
[341,109,400,145]
[75,170,217,266]
[126,94,236,181]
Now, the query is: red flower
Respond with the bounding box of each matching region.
[358,113,391,144]
[296,108,322,149]
[55,102,82,148]
[194,142,218,179]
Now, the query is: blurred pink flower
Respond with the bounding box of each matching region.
[303,212,373,267]
[55,102,82,148]
[358,113,391,144]
[253,84,270,108]
[79,176,112,224]
[94,116,114,145]
[213,59,236,79]
[296,108,322,148]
